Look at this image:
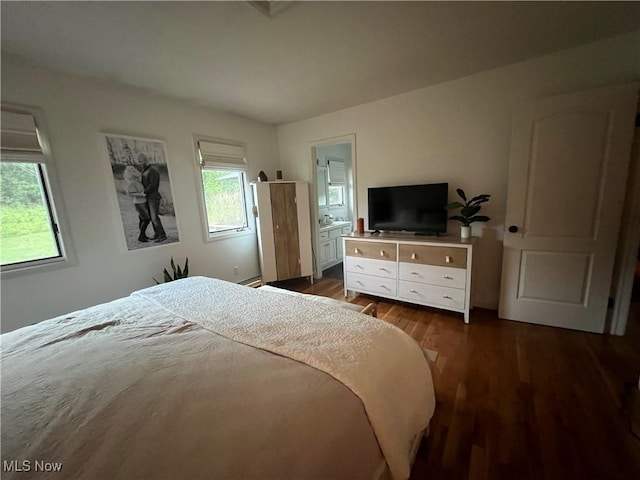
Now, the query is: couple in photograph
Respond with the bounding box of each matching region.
[123,153,167,243]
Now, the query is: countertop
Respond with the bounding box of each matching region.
[319,220,352,232]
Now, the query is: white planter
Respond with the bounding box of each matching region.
[460,226,471,239]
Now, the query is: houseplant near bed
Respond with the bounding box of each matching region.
[154,257,189,284]
[446,189,490,239]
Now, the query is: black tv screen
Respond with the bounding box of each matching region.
[368,183,448,234]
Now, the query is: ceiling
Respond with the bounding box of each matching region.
[2,1,639,125]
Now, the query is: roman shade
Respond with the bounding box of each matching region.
[198,140,246,167]
[328,159,346,185]
[1,110,43,162]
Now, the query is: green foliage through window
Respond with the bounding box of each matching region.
[201,168,248,234]
[0,162,61,266]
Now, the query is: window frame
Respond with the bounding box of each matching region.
[193,136,254,242]
[328,184,346,207]
[0,105,75,277]
[326,157,346,208]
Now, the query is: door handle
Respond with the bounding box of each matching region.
[508,225,519,233]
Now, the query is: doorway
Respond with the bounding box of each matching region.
[610,121,640,336]
[499,83,638,333]
[309,134,357,279]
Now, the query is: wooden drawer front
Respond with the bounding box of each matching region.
[345,257,397,279]
[319,231,330,241]
[346,272,397,297]
[399,263,466,289]
[345,240,397,261]
[398,280,465,309]
[399,244,467,269]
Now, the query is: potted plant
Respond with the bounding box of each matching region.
[446,189,490,239]
[154,257,189,284]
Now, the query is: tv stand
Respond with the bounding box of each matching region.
[341,233,474,323]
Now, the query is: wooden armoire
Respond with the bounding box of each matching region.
[252,181,313,283]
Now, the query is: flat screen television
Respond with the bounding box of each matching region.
[368,183,448,235]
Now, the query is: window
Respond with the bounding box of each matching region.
[327,158,346,207]
[328,184,345,206]
[196,139,250,238]
[1,109,68,271]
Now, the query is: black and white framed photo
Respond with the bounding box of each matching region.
[104,134,179,250]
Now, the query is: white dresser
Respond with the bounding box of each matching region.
[342,233,474,323]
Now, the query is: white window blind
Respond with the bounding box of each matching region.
[1,111,43,162]
[327,159,346,185]
[198,140,246,167]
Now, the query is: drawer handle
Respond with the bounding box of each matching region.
[442,295,452,299]
[378,267,389,272]
[443,275,453,280]
[380,250,385,257]
[411,253,417,260]
[445,255,452,264]
[356,264,364,269]
[354,248,360,254]
[410,289,419,294]
[356,280,364,285]
[380,284,389,289]
[410,271,419,275]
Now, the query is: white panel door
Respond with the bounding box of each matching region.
[499,83,638,333]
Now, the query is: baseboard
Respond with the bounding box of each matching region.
[239,275,262,287]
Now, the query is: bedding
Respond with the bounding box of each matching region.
[1,277,435,480]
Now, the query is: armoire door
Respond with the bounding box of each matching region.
[499,83,638,333]
[270,183,301,280]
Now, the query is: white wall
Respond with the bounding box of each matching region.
[1,58,280,332]
[278,31,640,309]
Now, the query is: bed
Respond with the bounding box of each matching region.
[1,277,435,480]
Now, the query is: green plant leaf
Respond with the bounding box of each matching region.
[461,205,481,218]
[176,265,183,278]
[468,215,490,224]
[456,188,467,201]
[153,277,160,285]
[446,201,464,210]
[163,269,173,282]
[468,197,490,206]
[449,215,468,224]
[183,258,189,278]
[170,257,177,277]
[469,194,490,203]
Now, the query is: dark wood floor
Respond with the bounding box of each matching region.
[279,276,640,480]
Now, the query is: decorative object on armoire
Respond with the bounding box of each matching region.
[257,170,268,182]
[357,218,365,235]
[252,181,313,283]
[154,257,189,284]
[276,170,283,180]
[446,188,491,238]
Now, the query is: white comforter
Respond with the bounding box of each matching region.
[134,277,435,480]
[2,277,434,480]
